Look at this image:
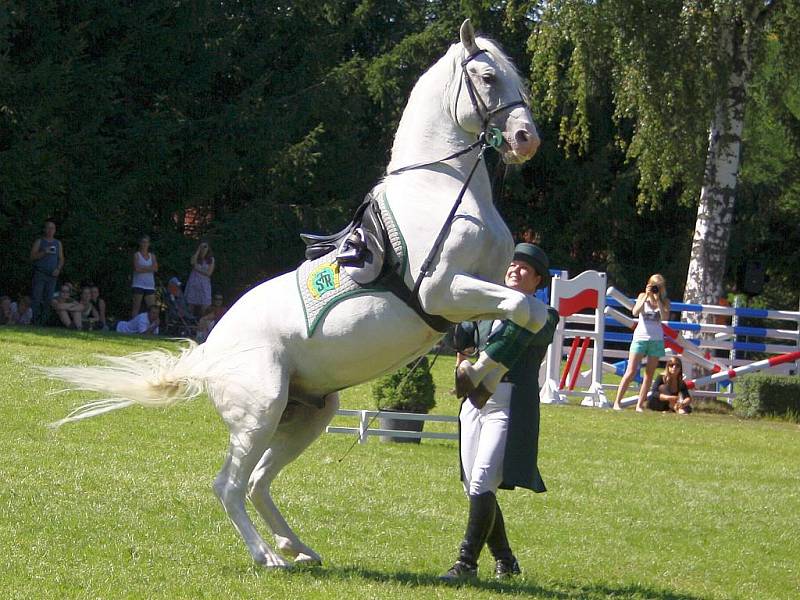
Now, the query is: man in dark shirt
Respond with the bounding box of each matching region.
[30,219,64,325]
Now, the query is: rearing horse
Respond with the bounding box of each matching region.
[47,20,544,568]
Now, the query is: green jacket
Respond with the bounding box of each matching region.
[462,307,559,492]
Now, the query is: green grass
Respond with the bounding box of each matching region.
[1,327,798,599]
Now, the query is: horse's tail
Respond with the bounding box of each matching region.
[45,342,209,428]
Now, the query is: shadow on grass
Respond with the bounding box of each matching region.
[268,564,709,600]
[2,324,184,350]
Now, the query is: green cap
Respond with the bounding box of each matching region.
[512,243,551,289]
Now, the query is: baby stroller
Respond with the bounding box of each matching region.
[160,281,198,337]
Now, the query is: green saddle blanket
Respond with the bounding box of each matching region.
[296,192,407,337]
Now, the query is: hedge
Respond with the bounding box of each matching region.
[734,374,800,422]
[372,356,436,414]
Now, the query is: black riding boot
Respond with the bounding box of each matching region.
[486,502,521,578]
[440,492,497,581]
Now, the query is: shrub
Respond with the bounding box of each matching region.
[734,374,800,422]
[372,356,436,413]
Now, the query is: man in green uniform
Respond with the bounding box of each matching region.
[441,243,559,581]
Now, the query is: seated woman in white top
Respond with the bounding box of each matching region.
[130,235,158,318]
[116,305,160,335]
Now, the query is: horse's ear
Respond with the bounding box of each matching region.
[460,19,479,55]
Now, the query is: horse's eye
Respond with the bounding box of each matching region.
[481,73,497,84]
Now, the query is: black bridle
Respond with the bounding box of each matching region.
[386,47,532,316]
[388,47,530,176]
[454,48,529,144]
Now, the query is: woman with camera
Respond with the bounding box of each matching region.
[612,274,671,412]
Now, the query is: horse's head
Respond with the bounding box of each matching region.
[452,20,540,164]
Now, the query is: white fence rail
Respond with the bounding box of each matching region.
[326,409,458,443]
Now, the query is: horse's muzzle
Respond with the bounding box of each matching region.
[515,127,540,157]
[506,125,540,163]
[499,109,540,164]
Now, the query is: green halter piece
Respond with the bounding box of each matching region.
[486,127,504,149]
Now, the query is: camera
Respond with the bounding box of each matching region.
[47,245,56,254]
[649,284,659,293]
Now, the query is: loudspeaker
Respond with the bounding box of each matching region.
[741,260,765,296]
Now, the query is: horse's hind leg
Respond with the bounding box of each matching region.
[248,392,340,565]
[210,374,291,568]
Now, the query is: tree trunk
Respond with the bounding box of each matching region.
[683,16,752,319]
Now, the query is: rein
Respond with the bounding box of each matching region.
[337,348,443,462]
[386,137,486,176]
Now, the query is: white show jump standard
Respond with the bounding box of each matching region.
[541,270,609,407]
[45,21,545,569]
[543,273,800,408]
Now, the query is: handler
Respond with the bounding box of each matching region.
[441,243,559,581]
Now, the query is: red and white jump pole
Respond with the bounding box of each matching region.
[686,351,800,389]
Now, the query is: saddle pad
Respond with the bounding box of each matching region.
[296,192,407,337]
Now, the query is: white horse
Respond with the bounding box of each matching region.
[47,20,544,568]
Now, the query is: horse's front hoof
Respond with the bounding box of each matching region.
[468,384,491,409]
[254,550,293,570]
[455,361,476,399]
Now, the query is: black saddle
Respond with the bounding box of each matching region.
[299,192,453,333]
[301,196,374,260]
[300,193,386,284]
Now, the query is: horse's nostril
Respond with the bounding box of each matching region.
[515,130,529,143]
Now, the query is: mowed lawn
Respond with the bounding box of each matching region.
[1,328,798,600]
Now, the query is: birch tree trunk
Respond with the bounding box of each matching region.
[683,15,753,320]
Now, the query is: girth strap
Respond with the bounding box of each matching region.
[379,269,452,333]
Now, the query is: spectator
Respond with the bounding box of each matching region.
[116,304,160,335]
[51,283,87,329]
[164,276,196,335]
[185,241,215,317]
[196,292,227,342]
[131,235,158,317]
[88,284,108,330]
[647,356,693,414]
[165,277,190,318]
[30,219,64,325]
[75,286,99,330]
[612,274,670,412]
[13,295,33,325]
[0,295,13,325]
[50,284,71,327]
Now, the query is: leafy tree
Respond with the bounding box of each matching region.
[1,1,795,322]
[525,0,799,308]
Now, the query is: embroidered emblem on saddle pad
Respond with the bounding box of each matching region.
[307,262,341,300]
[296,192,407,337]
